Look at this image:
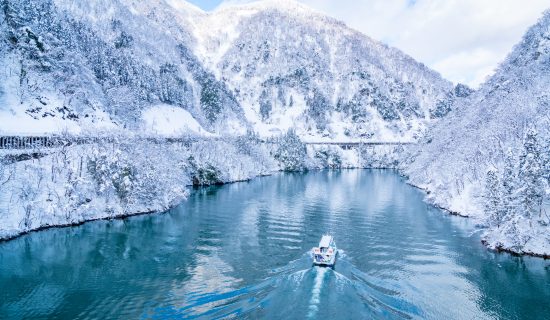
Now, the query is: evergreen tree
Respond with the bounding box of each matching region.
[518,129,544,225]
[501,148,517,219]
[274,129,307,171]
[484,169,502,228]
[259,89,272,121]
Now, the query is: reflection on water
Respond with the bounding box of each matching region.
[0,170,549,319]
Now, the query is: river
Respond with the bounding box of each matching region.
[0,170,549,319]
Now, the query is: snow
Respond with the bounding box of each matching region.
[0,110,80,135]
[0,136,279,240]
[447,182,483,217]
[141,104,211,137]
[0,0,547,257]
[403,10,550,257]
[182,0,453,141]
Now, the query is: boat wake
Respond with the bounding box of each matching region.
[307,267,328,318]
[160,251,420,319]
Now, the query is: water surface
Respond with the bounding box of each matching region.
[1,170,549,319]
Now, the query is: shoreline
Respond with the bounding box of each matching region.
[480,239,550,259]
[404,179,549,260]
[0,173,275,243]
[1,168,547,260]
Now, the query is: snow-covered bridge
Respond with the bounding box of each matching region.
[303,141,414,149]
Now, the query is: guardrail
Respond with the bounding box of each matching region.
[0,135,414,150]
[0,136,204,150]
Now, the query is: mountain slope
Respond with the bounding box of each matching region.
[0,0,460,140]
[404,10,550,256]
[189,0,457,140]
[0,0,246,135]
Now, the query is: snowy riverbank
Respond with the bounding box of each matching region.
[0,132,404,241]
[402,176,550,259]
[400,11,550,258]
[2,134,547,259]
[0,135,273,241]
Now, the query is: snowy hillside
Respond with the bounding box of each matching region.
[0,0,246,136]
[0,0,462,140]
[403,10,550,256]
[0,0,548,258]
[189,0,458,141]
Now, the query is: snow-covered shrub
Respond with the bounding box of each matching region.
[314,146,342,169]
[358,144,402,168]
[483,169,502,228]
[186,156,222,186]
[88,144,146,211]
[273,130,307,171]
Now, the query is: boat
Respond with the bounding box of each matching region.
[312,235,337,267]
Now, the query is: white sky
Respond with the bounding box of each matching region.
[219,0,550,88]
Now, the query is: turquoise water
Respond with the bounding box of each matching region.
[1,170,549,319]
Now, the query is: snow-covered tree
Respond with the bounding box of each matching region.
[274,129,307,171]
[541,136,550,187]
[0,159,13,193]
[484,169,502,228]
[314,146,342,169]
[501,149,518,219]
[306,89,330,130]
[259,89,272,121]
[518,129,545,225]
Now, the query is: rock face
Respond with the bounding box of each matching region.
[404,10,550,256]
[0,0,456,139]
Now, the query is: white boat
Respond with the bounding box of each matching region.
[312,235,337,267]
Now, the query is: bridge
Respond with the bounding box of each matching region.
[303,141,413,149]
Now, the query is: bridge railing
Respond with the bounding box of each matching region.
[304,141,414,146]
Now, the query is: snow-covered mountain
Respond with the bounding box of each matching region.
[1,0,548,257]
[0,0,459,139]
[0,0,246,135]
[188,0,457,140]
[404,10,550,256]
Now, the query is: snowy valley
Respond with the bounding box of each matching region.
[0,0,549,258]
